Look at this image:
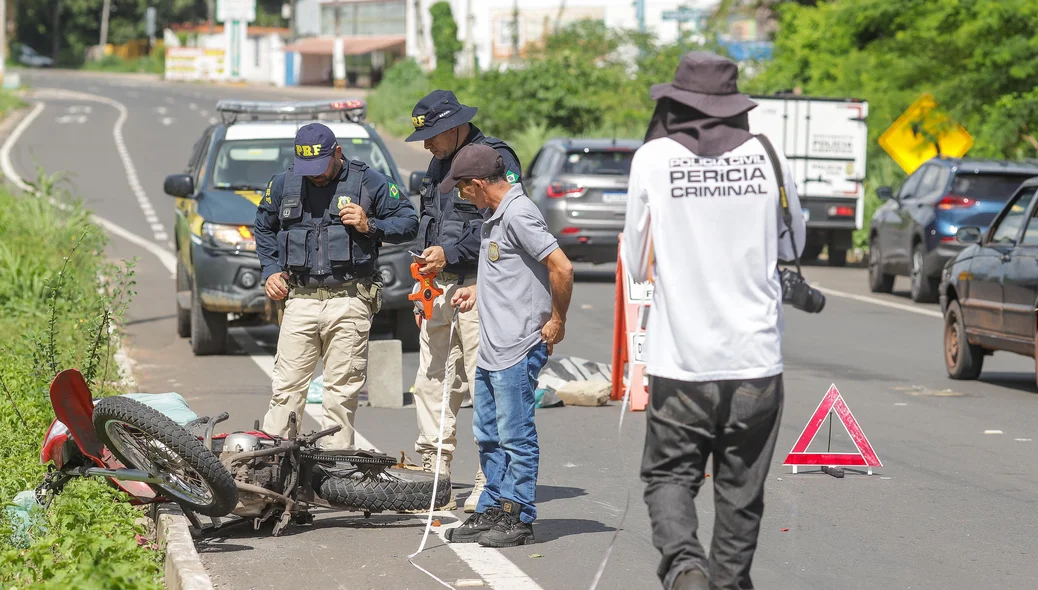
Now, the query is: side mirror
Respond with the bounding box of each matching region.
[876,186,894,201]
[409,171,426,196]
[956,226,982,244]
[164,174,195,198]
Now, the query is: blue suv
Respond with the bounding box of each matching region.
[867,157,1038,302]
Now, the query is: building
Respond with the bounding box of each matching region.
[285,0,768,86]
[289,0,407,87]
[165,23,291,86]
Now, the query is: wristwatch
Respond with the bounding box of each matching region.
[363,217,379,238]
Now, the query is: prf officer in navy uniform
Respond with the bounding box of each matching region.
[255,122,418,451]
[405,90,523,512]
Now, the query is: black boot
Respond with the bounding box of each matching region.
[444,507,504,543]
[478,499,534,547]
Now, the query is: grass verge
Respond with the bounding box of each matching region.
[0,170,162,588]
[81,53,165,76]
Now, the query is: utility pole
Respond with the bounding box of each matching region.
[510,0,519,65]
[51,0,61,61]
[635,0,645,32]
[99,0,111,48]
[208,0,215,33]
[462,0,474,74]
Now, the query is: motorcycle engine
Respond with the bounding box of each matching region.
[218,433,285,518]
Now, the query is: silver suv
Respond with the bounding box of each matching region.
[524,138,642,264]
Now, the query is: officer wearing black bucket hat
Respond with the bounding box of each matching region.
[404,89,523,513]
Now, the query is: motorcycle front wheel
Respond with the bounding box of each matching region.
[92,396,239,517]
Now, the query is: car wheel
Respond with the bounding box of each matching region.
[190,284,228,356]
[910,243,938,303]
[1033,314,1038,391]
[176,256,191,338]
[944,300,983,379]
[393,310,420,353]
[867,236,895,293]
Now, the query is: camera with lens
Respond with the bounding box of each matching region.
[780,268,825,313]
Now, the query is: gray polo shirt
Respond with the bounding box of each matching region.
[476,184,559,371]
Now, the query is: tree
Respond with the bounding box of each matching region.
[429,1,461,80]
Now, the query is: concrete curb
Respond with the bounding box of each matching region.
[154,504,215,590]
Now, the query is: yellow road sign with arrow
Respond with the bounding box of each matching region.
[878,93,974,174]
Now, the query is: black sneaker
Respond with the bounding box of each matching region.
[478,500,534,547]
[444,507,504,543]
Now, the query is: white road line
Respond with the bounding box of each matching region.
[0,98,176,276]
[230,330,543,590]
[815,286,944,319]
[24,88,170,245]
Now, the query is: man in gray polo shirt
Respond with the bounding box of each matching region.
[441,143,574,547]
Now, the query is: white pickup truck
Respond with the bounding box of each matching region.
[748,95,869,266]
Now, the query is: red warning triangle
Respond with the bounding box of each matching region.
[783,383,881,468]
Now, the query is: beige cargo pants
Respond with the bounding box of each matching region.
[261,279,380,450]
[413,273,480,464]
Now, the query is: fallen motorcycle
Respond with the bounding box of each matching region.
[36,368,451,536]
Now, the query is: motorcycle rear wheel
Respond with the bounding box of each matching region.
[316,465,452,513]
[93,396,239,517]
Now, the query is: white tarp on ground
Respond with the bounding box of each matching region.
[303,356,613,409]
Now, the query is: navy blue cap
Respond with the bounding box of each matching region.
[405,90,478,142]
[294,123,338,176]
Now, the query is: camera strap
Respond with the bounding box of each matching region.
[755,134,804,277]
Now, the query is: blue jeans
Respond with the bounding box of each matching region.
[472,342,548,524]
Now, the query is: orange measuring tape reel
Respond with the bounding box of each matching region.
[408,262,443,320]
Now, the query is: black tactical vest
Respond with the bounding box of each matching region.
[275,159,377,285]
[417,136,523,272]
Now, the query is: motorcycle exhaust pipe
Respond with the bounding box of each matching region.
[79,466,166,485]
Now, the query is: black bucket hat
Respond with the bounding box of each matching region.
[650,52,758,119]
[405,90,478,142]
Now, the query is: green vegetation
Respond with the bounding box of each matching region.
[17,0,286,68]
[370,20,719,167]
[81,51,165,75]
[0,170,160,588]
[371,0,1038,250]
[0,89,27,116]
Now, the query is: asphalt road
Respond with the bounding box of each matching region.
[8,70,1038,590]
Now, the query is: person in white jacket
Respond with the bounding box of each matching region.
[621,52,806,590]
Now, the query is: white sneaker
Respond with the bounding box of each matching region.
[464,466,486,513]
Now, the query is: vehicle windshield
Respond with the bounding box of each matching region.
[211,137,395,190]
[950,173,1035,202]
[561,149,635,176]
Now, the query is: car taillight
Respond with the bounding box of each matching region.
[547,182,585,198]
[828,205,855,217]
[940,236,957,242]
[561,227,581,235]
[937,194,976,209]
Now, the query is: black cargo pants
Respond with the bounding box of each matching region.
[640,373,784,590]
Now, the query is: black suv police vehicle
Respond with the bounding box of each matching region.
[163,99,422,355]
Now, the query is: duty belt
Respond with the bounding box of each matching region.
[438,271,469,285]
[289,282,358,301]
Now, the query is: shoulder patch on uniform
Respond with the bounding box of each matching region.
[388,182,401,199]
[506,170,519,184]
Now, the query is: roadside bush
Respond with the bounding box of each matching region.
[0,173,160,588]
[82,50,165,75]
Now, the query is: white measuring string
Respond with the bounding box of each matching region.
[587,303,647,590]
[408,304,461,590]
